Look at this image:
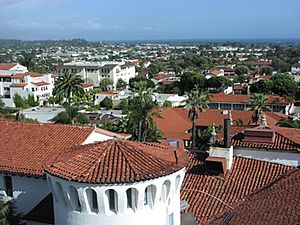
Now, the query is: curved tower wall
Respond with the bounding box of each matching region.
[47,168,186,225]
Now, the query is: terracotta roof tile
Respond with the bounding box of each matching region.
[0,63,17,70]
[209,93,288,105]
[81,83,93,88]
[0,121,94,176]
[10,83,27,87]
[209,169,300,225]
[31,81,50,86]
[153,108,192,140]
[44,140,189,184]
[181,153,292,224]
[11,72,43,79]
[216,126,300,152]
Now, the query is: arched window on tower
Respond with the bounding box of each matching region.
[126,188,138,211]
[161,180,171,203]
[175,175,181,193]
[86,189,98,213]
[55,182,67,207]
[68,186,81,212]
[105,189,118,213]
[144,185,156,208]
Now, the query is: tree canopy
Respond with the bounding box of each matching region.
[53,73,84,106]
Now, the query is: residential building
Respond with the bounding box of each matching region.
[0,66,54,107]
[57,61,135,89]
[208,93,293,114]
[0,63,27,72]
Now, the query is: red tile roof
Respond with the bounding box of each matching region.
[11,72,43,79]
[44,140,188,184]
[0,63,17,70]
[31,81,50,86]
[209,169,300,225]
[216,126,300,152]
[153,108,192,140]
[153,108,286,141]
[10,83,27,87]
[195,109,285,127]
[0,121,94,176]
[81,83,93,88]
[153,74,174,81]
[181,153,293,224]
[209,93,288,105]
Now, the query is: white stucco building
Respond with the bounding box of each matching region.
[44,140,188,225]
[0,63,55,107]
[57,61,136,89]
[0,120,187,225]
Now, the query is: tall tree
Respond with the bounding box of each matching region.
[0,200,22,225]
[185,89,209,150]
[53,73,84,107]
[127,82,161,142]
[115,79,127,90]
[248,94,270,125]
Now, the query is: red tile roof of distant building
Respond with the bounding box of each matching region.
[233,85,247,91]
[208,169,300,225]
[44,140,189,184]
[153,74,175,81]
[216,125,300,152]
[195,109,286,127]
[12,72,43,79]
[31,81,50,86]
[0,121,94,176]
[0,63,17,70]
[81,83,93,88]
[209,93,288,105]
[181,153,293,224]
[96,91,118,95]
[10,83,27,87]
[153,107,192,140]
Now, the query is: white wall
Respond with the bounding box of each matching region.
[0,174,50,214]
[83,130,114,144]
[234,149,300,167]
[48,168,186,225]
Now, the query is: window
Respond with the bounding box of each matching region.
[144,185,156,208]
[68,186,81,211]
[168,213,174,225]
[175,175,181,193]
[86,189,98,213]
[126,188,138,210]
[161,180,171,203]
[3,176,13,197]
[106,189,118,213]
[55,182,67,207]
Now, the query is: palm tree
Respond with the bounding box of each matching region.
[185,88,209,150]
[127,81,161,142]
[0,200,22,225]
[53,73,84,107]
[248,93,270,125]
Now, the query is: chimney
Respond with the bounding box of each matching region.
[224,118,231,148]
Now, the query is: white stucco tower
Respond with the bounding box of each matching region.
[44,140,188,225]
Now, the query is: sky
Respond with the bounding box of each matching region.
[0,0,299,41]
